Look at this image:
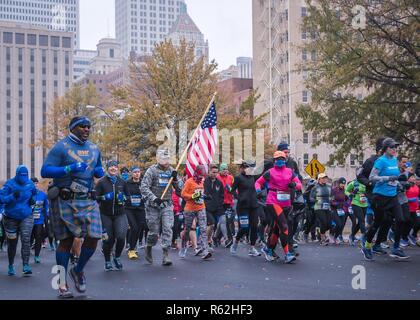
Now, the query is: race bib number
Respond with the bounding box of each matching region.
[70,181,89,194]
[322,203,330,210]
[131,195,141,207]
[33,213,41,219]
[277,192,291,201]
[337,209,345,217]
[360,195,367,203]
[178,213,184,221]
[158,173,171,187]
[239,215,249,228]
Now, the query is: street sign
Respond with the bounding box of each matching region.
[305,158,326,179]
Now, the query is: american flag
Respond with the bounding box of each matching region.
[185,102,218,178]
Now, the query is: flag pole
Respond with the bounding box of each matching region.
[160,92,218,200]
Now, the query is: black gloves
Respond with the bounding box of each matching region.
[154,198,163,206]
[203,194,212,201]
[29,198,36,206]
[288,182,297,189]
[13,191,20,199]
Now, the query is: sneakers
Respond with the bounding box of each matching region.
[49,244,56,251]
[69,267,86,293]
[272,250,280,261]
[338,235,344,243]
[178,247,187,259]
[8,265,16,276]
[207,245,215,253]
[349,235,356,246]
[399,239,409,248]
[381,242,390,249]
[162,248,172,266]
[293,242,299,249]
[128,250,138,260]
[34,256,41,264]
[261,246,274,262]
[113,257,123,271]
[389,248,410,260]
[408,235,417,246]
[58,285,74,299]
[284,252,296,264]
[230,242,238,255]
[372,244,387,255]
[171,242,178,250]
[22,264,32,276]
[361,247,374,261]
[201,251,212,260]
[224,239,233,248]
[104,261,113,272]
[145,246,153,264]
[194,247,204,256]
[248,247,261,257]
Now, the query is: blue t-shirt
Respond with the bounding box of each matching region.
[372,155,399,197]
[43,136,102,191]
[33,190,48,225]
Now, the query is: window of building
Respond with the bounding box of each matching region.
[51,36,60,47]
[313,132,318,144]
[302,50,307,61]
[350,154,357,166]
[301,7,307,17]
[62,37,71,48]
[313,153,318,160]
[303,133,309,144]
[303,154,309,165]
[3,32,13,43]
[303,91,308,103]
[329,154,336,167]
[110,48,114,58]
[15,33,24,44]
[39,35,48,46]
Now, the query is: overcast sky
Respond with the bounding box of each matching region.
[79,0,252,71]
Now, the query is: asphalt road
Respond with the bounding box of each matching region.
[0,241,419,300]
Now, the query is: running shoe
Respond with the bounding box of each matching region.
[69,267,86,293]
[372,244,387,255]
[128,250,138,260]
[293,242,299,249]
[272,250,280,260]
[381,242,389,249]
[349,235,356,246]
[407,235,417,246]
[8,265,15,276]
[22,264,32,276]
[178,247,187,259]
[113,257,123,271]
[58,285,74,299]
[389,248,410,260]
[49,244,56,251]
[201,251,212,260]
[399,240,409,248]
[248,247,261,257]
[261,246,274,262]
[230,242,238,255]
[361,247,374,261]
[338,235,344,243]
[104,261,113,272]
[34,256,41,264]
[194,247,204,256]
[171,242,178,250]
[284,252,296,264]
[224,239,233,248]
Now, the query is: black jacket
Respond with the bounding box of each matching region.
[204,177,224,214]
[124,178,145,210]
[231,173,259,210]
[357,154,378,196]
[95,175,130,216]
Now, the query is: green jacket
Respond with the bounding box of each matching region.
[345,180,368,208]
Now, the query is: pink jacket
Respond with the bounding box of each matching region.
[255,166,302,208]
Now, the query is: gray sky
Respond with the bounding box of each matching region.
[79,0,252,71]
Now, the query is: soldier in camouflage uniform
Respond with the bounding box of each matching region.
[140,150,181,266]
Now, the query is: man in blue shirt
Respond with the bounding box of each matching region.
[30,177,49,264]
[361,138,409,261]
[0,165,37,276]
[41,116,104,298]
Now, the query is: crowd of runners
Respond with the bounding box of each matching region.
[0,117,419,298]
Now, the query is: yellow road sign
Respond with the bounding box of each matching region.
[305,159,326,179]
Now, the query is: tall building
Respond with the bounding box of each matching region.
[252,0,368,180]
[87,38,123,75]
[0,22,73,180]
[237,57,253,79]
[0,0,80,49]
[73,49,96,82]
[218,65,239,81]
[166,2,209,63]
[115,0,185,58]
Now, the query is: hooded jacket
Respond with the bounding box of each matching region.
[124,178,145,210]
[204,177,225,214]
[0,166,37,220]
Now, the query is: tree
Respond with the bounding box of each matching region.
[295,0,420,164]
[104,40,218,167]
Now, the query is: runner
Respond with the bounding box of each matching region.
[0,204,5,252]
[179,165,212,260]
[405,173,419,246]
[125,166,147,259]
[30,177,49,264]
[217,163,235,248]
[140,149,181,266]
[345,179,368,246]
[41,116,104,297]
[361,138,410,260]
[204,165,224,250]
[330,178,349,245]
[255,151,301,263]
[171,189,183,249]
[0,165,36,276]
[397,156,414,248]
[229,160,261,257]
[96,160,130,271]
[310,173,333,245]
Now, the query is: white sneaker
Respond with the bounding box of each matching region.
[178,248,187,259]
[248,247,261,257]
